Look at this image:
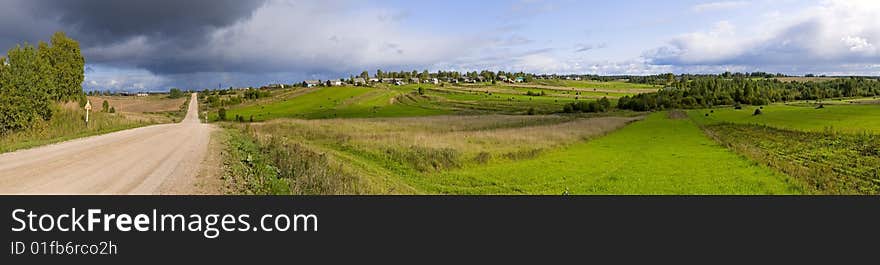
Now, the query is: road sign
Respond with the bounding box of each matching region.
[84,100,91,124]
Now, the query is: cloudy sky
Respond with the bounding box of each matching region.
[1,0,878,91]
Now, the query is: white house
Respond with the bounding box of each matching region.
[327,79,344,86]
[304,80,320,87]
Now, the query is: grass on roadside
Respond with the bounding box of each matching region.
[220,125,416,194]
[0,104,157,153]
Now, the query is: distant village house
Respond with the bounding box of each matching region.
[303,80,320,87]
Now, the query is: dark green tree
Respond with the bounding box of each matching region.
[0,43,55,132]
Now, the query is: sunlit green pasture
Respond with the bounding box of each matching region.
[691,103,880,133]
[411,112,801,194]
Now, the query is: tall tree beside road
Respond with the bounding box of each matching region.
[42,32,85,101]
[0,44,55,132]
[0,31,85,133]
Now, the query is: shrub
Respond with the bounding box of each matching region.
[562,97,611,113]
[218,108,227,121]
[526,91,543,96]
[474,152,491,164]
[753,108,763,115]
[168,88,184,99]
[0,43,58,133]
[102,100,109,112]
[504,148,542,160]
[109,106,115,113]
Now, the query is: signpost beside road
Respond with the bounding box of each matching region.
[84,100,92,125]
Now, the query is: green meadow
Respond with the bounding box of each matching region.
[691,103,880,133]
[221,110,802,195]
[689,102,880,194]
[211,80,879,195]
[215,86,448,121]
[215,85,608,120]
[424,112,800,194]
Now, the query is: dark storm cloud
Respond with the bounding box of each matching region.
[28,0,266,44]
[0,0,482,90]
[0,0,267,73]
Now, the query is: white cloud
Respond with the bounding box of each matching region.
[647,0,880,74]
[691,1,750,13]
[574,43,607,53]
[200,0,482,74]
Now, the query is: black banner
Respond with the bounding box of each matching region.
[2,196,878,263]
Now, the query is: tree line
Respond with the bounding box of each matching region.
[0,32,85,133]
[617,76,880,111]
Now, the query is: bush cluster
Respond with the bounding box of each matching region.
[0,32,84,133]
[563,97,611,113]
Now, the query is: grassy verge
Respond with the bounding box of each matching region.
[0,104,158,153]
[220,125,415,194]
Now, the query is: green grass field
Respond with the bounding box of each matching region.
[703,123,879,194]
[215,85,613,119]
[224,112,801,194]
[691,103,880,133]
[686,101,880,194]
[215,86,449,121]
[422,112,800,194]
[213,81,878,195]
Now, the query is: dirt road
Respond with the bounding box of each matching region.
[0,93,213,194]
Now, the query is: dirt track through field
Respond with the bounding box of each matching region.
[0,93,213,194]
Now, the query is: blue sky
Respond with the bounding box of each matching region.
[2,0,877,91]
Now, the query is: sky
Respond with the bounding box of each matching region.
[1,0,879,91]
